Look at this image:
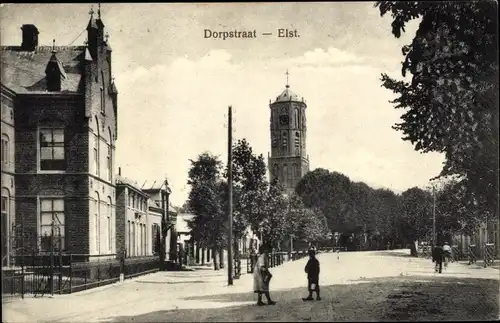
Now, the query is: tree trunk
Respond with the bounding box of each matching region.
[409,239,418,257]
[213,247,219,270]
[219,248,224,269]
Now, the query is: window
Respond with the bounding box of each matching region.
[100,86,105,114]
[107,146,112,182]
[1,194,7,214]
[95,192,100,253]
[39,128,65,171]
[140,224,144,255]
[132,222,136,256]
[40,198,65,251]
[108,197,112,251]
[152,224,160,255]
[1,134,9,164]
[294,108,299,128]
[93,146,98,176]
[283,164,288,181]
[295,132,300,148]
[282,132,287,148]
[127,220,131,257]
[294,163,300,177]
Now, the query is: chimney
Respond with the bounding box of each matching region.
[21,24,39,51]
[118,167,121,176]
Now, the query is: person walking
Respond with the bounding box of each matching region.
[303,247,321,301]
[442,241,452,269]
[432,243,444,273]
[253,244,276,306]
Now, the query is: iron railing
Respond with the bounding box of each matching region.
[2,252,160,299]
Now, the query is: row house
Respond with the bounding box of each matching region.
[115,172,178,259]
[143,186,177,261]
[1,9,119,264]
[115,173,149,257]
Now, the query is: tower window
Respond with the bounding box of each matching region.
[295,132,300,148]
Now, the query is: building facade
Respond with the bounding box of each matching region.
[268,79,309,194]
[143,186,177,260]
[1,86,16,266]
[0,9,118,258]
[115,173,149,258]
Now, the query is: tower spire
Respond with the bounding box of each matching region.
[89,5,94,18]
[97,3,101,19]
[285,69,290,88]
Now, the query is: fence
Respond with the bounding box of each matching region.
[245,250,312,274]
[2,251,160,300]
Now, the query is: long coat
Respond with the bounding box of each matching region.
[253,253,271,293]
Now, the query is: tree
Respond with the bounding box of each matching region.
[186,153,226,270]
[295,168,355,233]
[371,188,402,248]
[259,179,289,249]
[227,139,268,246]
[376,1,499,228]
[398,187,433,256]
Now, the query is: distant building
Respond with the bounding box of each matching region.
[453,219,499,258]
[1,9,119,262]
[268,74,309,195]
[143,185,177,260]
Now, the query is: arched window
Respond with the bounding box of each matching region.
[94,117,100,176]
[100,71,106,114]
[294,132,300,148]
[294,163,300,177]
[1,134,9,165]
[273,164,279,180]
[107,128,112,182]
[95,191,100,253]
[282,132,288,148]
[283,164,288,182]
[294,108,299,128]
[107,196,112,251]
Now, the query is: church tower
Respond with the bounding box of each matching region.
[268,71,310,195]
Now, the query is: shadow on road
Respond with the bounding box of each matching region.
[374,250,415,258]
[104,276,498,322]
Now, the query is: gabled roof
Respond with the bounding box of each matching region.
[0,46,86,94]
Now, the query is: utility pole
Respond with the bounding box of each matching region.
[432,185,436,246]
[227,105,234,286]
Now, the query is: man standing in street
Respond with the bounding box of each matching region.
[303,247,321,301]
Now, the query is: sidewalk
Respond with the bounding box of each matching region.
[2,250,498,323]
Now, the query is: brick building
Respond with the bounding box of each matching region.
[114,175,178,259]
[115,172,149,258]
[1,86,16,266]
[0,9,119,259]
[268,76,310,195]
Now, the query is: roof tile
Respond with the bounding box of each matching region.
[1,46,86,93]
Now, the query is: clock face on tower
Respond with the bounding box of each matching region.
[279,115,289,125]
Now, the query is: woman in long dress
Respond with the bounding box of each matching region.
[253,244,276,306]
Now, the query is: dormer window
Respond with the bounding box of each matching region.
[45,47,67,92]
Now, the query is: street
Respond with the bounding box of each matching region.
[3,249,499,322]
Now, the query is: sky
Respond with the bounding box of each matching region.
[1,3,445,206]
